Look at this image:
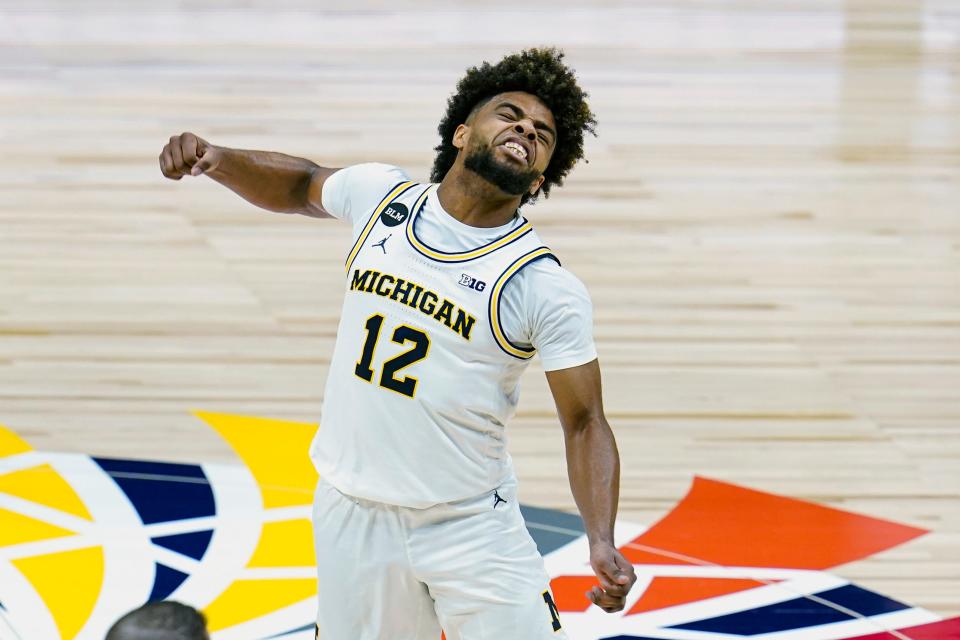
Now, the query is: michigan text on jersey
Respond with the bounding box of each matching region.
[350,269,476,340]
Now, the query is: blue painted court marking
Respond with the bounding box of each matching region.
[148,563,190,602]
[670,584,910,635]
[520,504,586,554]
[514,516,919,640]
[151,529,213,561]
[74,459,923,640]
[94,458,215,524]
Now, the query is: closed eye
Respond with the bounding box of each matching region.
[498,106,553,146]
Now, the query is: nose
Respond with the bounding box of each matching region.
[514,123,536,141]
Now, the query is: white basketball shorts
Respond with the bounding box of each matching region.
[312,473,568,639]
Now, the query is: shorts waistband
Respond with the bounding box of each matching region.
[317,473,517,511]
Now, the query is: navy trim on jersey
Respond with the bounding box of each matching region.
[344,180,418,274]
[404,185,536,264]
[487,246,562,359]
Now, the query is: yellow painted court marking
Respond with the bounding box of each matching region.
[0,508,76,547]
[247,518,316,568]
[0,423,32,457]
[0,464,93,521]
[203,578,317,632]
[194,411,318,509]
[12,546,104,640]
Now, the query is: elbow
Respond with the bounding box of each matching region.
[564,412,609,440]
[288,164,322,215]
[291,168,316,214]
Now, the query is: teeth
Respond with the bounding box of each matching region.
[503,142,527,160]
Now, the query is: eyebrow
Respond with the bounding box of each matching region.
[497,101,557,141]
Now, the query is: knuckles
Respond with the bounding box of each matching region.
[160,133,205,178]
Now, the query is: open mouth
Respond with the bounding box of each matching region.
[500,141,528,163]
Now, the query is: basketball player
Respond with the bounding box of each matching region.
[159,48,636,639]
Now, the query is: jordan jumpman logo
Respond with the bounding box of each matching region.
[372,234,391,254]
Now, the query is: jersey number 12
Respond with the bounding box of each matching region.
[355,314,430,398]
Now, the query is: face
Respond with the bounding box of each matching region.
[453,91,558,197]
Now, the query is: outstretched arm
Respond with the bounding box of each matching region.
[546,358,637,612]
[159,132,338,218]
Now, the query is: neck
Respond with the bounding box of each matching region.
[436,164,522,228]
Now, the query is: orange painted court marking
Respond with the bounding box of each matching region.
[549,575,600,612]
[620,476,928,570]
[626,576,774,615]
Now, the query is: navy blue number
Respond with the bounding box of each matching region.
[380,326,429,398]
[355,315,429,398]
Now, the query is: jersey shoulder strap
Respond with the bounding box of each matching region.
[344,181,429,273]
[487,238,561,360]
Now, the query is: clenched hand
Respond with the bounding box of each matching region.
[159,132,223,180]
[587,542,637,612]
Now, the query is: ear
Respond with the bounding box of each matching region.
[452,124,469,150]
[528,175,545,196]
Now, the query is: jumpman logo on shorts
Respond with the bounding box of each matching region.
[493,490,507,509]
[372,234,391,254]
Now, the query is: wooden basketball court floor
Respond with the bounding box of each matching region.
[0,0,957,633]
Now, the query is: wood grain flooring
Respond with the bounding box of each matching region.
[0,0,957,618]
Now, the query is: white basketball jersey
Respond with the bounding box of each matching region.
[309,182,560,508]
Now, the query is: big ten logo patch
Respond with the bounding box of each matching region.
[380,202,409,227]
[459,274,486,292]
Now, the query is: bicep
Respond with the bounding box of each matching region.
[522,263,597,371]
[546,359,605,433]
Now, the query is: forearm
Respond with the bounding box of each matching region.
[205,147,318,214]
[565,417,620,547]
[548,361,637,608]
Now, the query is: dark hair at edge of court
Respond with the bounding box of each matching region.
[105,601,209,640]
[430,47,597,207]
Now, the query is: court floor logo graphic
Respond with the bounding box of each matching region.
[0,412,957,639]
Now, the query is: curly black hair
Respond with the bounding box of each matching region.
[430,47,597,206]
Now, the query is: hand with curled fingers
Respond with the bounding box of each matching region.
[586,542,637,613]
[159,132,223,180]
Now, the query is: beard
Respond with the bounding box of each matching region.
[463,140,541,196]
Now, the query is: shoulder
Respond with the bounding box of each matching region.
[500,258,596,371]
[333,162,410,185]
[498,257,594,336]
[321,163,412,222]
[507,257,592,307]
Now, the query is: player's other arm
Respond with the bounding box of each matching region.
[546,359,637,612]
[159,132,337,218]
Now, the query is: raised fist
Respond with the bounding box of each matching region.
[159,132,222,180]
